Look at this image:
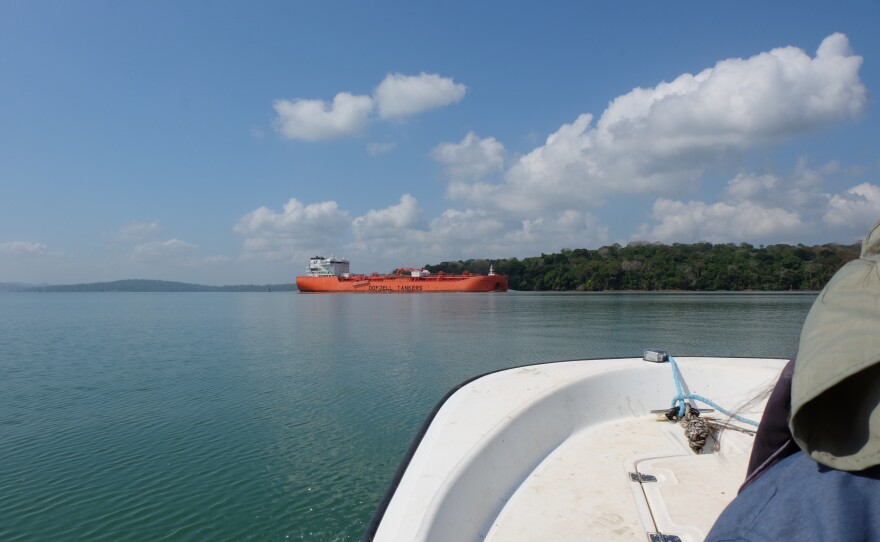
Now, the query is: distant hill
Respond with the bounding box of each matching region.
[0,282,49,292]
[24,279,297,293]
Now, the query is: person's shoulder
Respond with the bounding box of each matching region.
[707,452,880,542]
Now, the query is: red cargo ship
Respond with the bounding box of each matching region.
[296,256,508,293]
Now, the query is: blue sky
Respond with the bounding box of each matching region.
[2,1,879,285]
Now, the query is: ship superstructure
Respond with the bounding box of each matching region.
[306,256,351,277]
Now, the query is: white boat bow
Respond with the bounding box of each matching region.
[364,354,786,542]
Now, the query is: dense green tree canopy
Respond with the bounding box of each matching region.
[425,242,861,291]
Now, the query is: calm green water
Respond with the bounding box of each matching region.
[0,291,815,541]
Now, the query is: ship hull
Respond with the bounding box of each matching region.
[296,274,508,293]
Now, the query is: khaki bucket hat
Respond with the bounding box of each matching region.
[789,219,880,471]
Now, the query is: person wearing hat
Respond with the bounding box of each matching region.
[706,219,880,541]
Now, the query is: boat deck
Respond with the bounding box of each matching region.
[484,415,753,541]
[369,357,783,542]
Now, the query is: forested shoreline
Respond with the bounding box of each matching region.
[425,242,861,291]
[6,242,862,293]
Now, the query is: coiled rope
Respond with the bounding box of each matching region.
[668,355,759,428]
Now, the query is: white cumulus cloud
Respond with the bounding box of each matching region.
[235,198,352,261]
[374,73,466,119]
[273,72,466,142]
[596,33,864,152]
[638,161,879,246]
[352,194,424,242]
[431,132,506,181]
[824,183,880,229]
[643,199,804,243]
[724,173,781,202]
[503,211,609,251]
[0,241,52,256]
[428,208,504,242]
[451,34,866,215]
[723,162,828,212]
[274,92,373,141]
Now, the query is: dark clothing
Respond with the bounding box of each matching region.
[706,451,880,542]
[740,358,798,492]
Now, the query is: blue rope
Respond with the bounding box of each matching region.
[668,355,759,427]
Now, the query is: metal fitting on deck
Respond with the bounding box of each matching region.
[643,349,669,363]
